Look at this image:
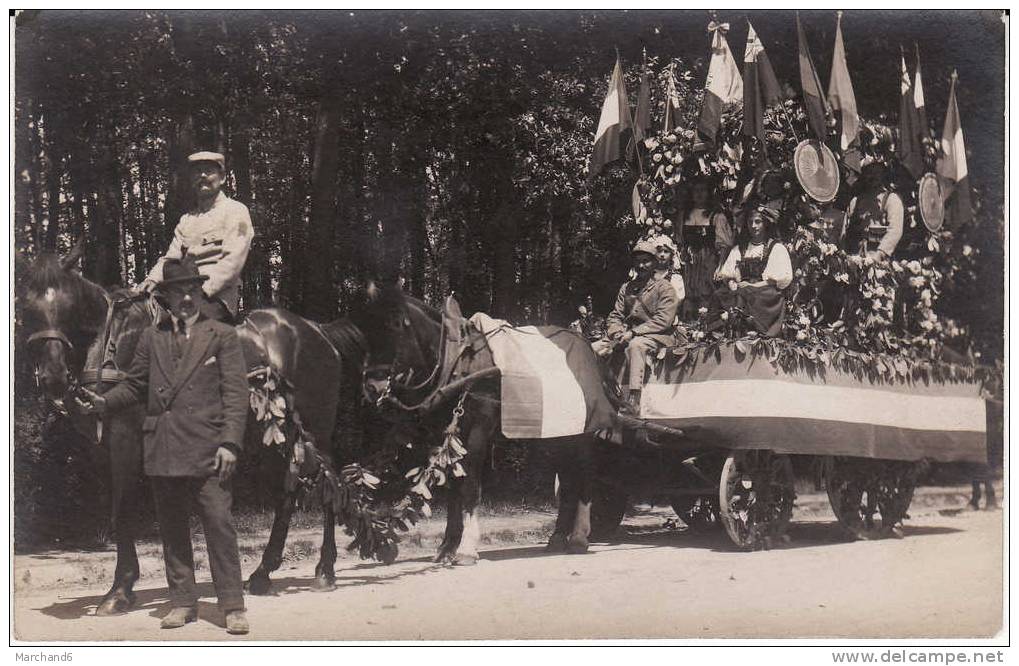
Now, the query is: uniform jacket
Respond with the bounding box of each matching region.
[146,192,254,315]
[103,315,249,477]
[605,276,679,346]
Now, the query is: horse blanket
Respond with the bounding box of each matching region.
[468,313,615,439]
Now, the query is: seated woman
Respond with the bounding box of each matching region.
[709,207,793,337]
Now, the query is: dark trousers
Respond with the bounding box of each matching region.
[151,475,244,613]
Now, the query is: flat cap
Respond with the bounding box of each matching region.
[187,151,225,170]
[631,239,658,258]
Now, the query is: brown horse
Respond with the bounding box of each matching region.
[354,282,612,563]
[19,246,355,614]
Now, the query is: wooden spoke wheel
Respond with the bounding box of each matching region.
[671,496,721,532]
[589,481,629,540]
[719,450,796,550]
[824,457,918,540]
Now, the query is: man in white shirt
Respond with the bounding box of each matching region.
[141,151,254,322]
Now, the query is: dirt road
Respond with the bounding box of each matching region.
[13,503,1003,641]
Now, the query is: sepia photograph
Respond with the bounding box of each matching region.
[8,7,1007,649]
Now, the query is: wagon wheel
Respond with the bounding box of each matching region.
[719,450,796,550]
[589,481,628,540]
[671,496,721,532]
[824,457,918,540]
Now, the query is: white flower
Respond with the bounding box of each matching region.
[578,305,588,316]
[652,153,663,162]
[797,314,810,326]
[698,307,708,315]
[875,269,887,279]
[720,311,729,321]
[907,260,922,274]
[796,330,808,341]
[962,245,973,256]
[663,219,673,229]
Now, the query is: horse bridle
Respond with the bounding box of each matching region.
[364,304,443,407]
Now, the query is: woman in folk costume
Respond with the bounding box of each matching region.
[675,175,735,319]
[710,206,793,337]
[842,160,904,260]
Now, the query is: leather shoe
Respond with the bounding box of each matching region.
[160,606,198,629]
[225,609,249,635]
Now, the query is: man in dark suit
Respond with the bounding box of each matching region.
[78,256,250,635]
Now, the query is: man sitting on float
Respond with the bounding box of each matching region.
[592,240,680,413]
[709,206,793,337]
[842,160,904,260]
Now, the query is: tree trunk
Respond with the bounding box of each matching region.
[14,97,33,253]
[163,114,195,240]
[303,97,343,321]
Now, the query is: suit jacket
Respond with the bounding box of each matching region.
[104,315,249,477]
[605,276,679,347]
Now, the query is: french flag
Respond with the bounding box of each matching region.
[588,57,633,182]
[936,70,973,228]
[697,21,743,146]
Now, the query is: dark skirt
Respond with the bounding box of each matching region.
[681,246,721,319]
[708,283,787,337]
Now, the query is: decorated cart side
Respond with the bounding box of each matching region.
[588,340,990,550]
[575,14,997,549]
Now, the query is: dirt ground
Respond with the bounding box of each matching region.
[12,486,1005,641]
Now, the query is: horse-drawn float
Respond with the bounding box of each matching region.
[590,338,990,549]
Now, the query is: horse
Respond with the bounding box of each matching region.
[353,281,614,564]
[19,244,356,614]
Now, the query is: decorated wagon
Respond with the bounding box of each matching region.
[576,14,996,549]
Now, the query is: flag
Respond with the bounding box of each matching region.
[588,57,633,181]
[642,344,987,464]
[827,11,860,170]
[469,313,616,439]
[796,14,829,141]
[662,66,683,133]
[913,44,930,143]
[936,71,973,227]
[898,53,924,178]
[697,21,743,146]
[628,62,651,161]
[743,21,783,142]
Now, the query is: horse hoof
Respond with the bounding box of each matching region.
[545,535,569,554]
[451,553,478,567]
[245,574,273,596]
[311,575,336,592]
[565,538,589,554]
[95,590,135,616]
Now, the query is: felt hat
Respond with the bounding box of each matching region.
[155,255,209,289]
[631,239,658,258]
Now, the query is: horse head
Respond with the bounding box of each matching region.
[19,241,109,408]
[357,278,442,407]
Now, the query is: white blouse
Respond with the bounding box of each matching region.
[717,242,793,290]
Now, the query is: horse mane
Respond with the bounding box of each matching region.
[321,317,369,372]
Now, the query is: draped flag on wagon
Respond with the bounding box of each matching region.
[640,344,988,464]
